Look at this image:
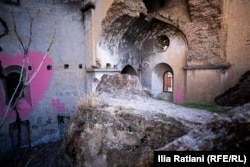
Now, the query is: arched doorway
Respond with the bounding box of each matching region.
[5,72,24,106]
[1,65,26,106]
[152,63,173,101]
[121,65,137,76]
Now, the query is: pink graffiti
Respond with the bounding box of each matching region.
[51,99,66,113]
[176,86,184,104]
[0,51,54,120]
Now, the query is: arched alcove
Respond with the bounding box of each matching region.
[1,65,26,106]
[121,65,137,76]
[152,63,173,101]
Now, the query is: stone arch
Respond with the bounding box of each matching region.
[121,65,137,76]
[152,63,174,101]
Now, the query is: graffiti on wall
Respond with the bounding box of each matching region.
[176,83,184,104]
[0,51,54,120]
[52,98,66,113]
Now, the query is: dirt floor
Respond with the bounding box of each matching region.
[0,140,62,167]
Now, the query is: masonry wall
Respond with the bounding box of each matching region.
[0,0,86,159]
[92,0,250,105]
[184,0,250,104]
[0,0,249,160]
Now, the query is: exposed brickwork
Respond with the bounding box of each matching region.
[102,0,147,29]
[184,0,224,65]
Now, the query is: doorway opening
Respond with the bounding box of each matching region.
[152,63,173,101]
[121,65,137,76]
[1,65,26,106]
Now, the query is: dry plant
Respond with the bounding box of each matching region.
[75,91,100,109]
[73,91,101,134]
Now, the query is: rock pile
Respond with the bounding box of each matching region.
[158,103,250,151]
[215,70,250,107]
[58,74,213,167]
[96,74,150,97]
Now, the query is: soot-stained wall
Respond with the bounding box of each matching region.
[98,14,188,102]
[94,0,250,104]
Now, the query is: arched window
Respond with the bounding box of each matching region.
[163,71,173,92]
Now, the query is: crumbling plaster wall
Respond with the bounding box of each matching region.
[0,0,86,160]
[95,0,147,68]
[92,0,249,104]
[92,0,225,103]
[138,20,188,103]
[96,0,225,66]
[223,0,250,92]
[184,0,226,65]
[185,0,250,103]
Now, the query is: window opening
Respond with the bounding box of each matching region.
[28,66,32,71]
[163,71,173,92]
[47,65,52,70]
[155,35,170,51]
[64,64,69,69]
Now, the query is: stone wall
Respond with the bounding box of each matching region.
[0,0,86,159]
[0,0,249,160]
[93,0,250,104]
[184,0,225,65]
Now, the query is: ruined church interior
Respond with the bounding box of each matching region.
[0,0,249,166]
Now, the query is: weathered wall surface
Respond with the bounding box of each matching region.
[94,0,189,103]
[184,0,225,65]
[186,69,224,104]
[0,0,249,160]
[223,0,250,91]
[93,0,249,104]
[0,0,85,159]
[183,0,250,103]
